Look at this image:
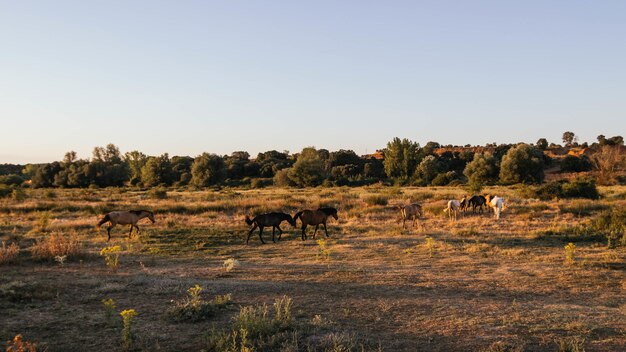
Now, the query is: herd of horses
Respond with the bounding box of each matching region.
[95,194,507,244]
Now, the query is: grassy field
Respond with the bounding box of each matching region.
[1,186,625,351]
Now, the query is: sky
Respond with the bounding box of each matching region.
[1,1,625,163]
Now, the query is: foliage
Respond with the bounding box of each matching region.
[191,153,227,187]
[464,153,498,189]
[0,174,25,186]
[383,137,420,180]
[168,284,232,322]
[100,245,122,271]
[536,138,549,150]
[102,298,117,324]
[142,153,175,187]
[562,131,578,147]
[414,155,440,185]
[590,208,626,248]
[590,145,626,185]
[560,155,592,173]
[223,258,240,272]
[272,169,293,187]
[120,309,138,349]
[362,194,389,206]
[499,144,545,184]
[288,147,327,187]
[524,178,599,200]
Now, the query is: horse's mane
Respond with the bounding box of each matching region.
[130,210,152,215]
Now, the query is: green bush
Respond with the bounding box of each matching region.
[561,178,599,199]
[0,185,12,198]
[149,187,168,199]
[250,178,272,188]
[363,194,389,206]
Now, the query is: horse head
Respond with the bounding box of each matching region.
[146,211,156,223]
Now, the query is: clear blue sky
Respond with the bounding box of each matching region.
[1,1,625,163]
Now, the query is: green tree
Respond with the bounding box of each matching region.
[464,153,498,191]
[124,151,147,185]
[415,155,440,185]
[288,147,327,187]
[499,144,545,184]
[190,153,226,187]
[562,131,577,147]
[383,137,420,179]
[141,154,175,187]
[536,138,548,150]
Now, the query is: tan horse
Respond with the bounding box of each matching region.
[293,207,338,240]
[397,203,422,229]
[97,210,155,241]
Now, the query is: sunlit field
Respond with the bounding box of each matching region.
[1,186,625,351]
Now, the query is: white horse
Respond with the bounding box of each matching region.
[488,196,507,220]
[97,210,155,241]
[398,203,422,229]
[443,200,461,221]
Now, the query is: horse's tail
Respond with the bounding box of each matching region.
[97,214,111,232]
[293,211,304,223]
[245,215,254,226]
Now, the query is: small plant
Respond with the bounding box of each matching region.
[556,337,586,352]
[316,239,331,261]
[223,258,240,272]
[54,255,67,266]
[5,334,37,352]
[564,242,576,265]
[0,241,20,264]
[44,189,57,199]
[36,211,51,231]
[168,284,232,322]
[102,298,117,324]
[274,295,292,323]
[11,188,26,201]
[100,245,122,272]
[31,233,82,261]
[425,237,436,258]
[120,309,138,349]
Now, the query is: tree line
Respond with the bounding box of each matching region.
[1,132,624,190]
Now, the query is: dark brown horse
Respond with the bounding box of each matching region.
[468,195,487,214]
[244,212,296,244]
[293,207,338,240]
[97,210,155,241]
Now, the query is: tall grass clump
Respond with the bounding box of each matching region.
[0,241,20,264]
[362,194,389,206]
[149,187,168,199]
[564,243,576,265]
[100,245,122,272]
[167,284,232,322]
[31,233,82,261]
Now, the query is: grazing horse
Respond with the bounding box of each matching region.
[398,203,422,229]
[468,195,487,214]
[443,200,461,221]
[244,212,295,245]
[97,210,155,241]
[487,196,507,220]
[293,207,338,240]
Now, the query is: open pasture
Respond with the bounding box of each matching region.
[1,186,625,351]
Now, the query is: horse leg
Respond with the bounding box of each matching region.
[323,222,329,237]
[107,225,113,242]
[246,224,258,245]
[271,226,276,243]
[301,224,307,241]
[313,225,319,239]
[128,225,133,238]
[135,225,140,236]
[276,225,283,240]
[258,226,266,244]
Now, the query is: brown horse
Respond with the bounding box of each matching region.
[397,203,422,229]
[97,210,155,241]
[293,207,338,240]
[468,195,487,213]
[244,212,296,244]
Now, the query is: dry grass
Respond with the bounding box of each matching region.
[0,241,19,264]
[0,186,624,351]
[30,232,83,260]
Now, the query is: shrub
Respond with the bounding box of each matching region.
[561,178,599,199]
[31,233,82,261]
[0,184,12,198]
[0,174,25,186]
[590,208,626,248]
[564,242,576,265]
[362,194,389,206]
[149,187,168,199]
[223,258,240,272]
[250,178,272,188]
[12,188,27,201]
[168,284,232,322]
[0,241,20,264]
[273,169,293,187]
[120,309,138,349]
[5,334,37,352]
[499,143,545,184]
[100,246,122,271]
